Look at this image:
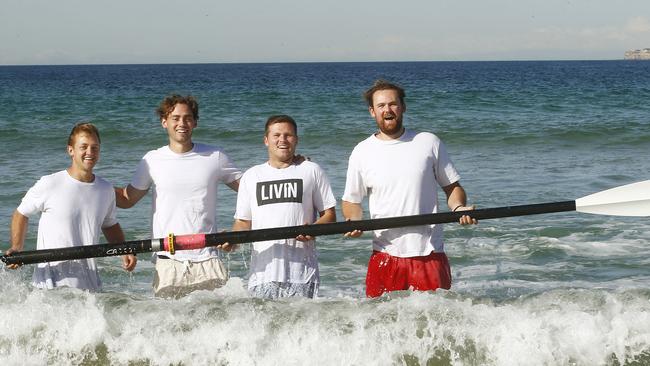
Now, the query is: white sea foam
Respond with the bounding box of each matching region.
[2,270,649,366]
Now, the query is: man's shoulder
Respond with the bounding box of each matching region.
[297,159,320,169]
[92,174,113,188]
[411,130,439,139]
[193,142,225,153]
[34,170,66,187]
[406,130,442,146]
[241,162,267,179]
[142,145,169,158]
[351,134,378,151]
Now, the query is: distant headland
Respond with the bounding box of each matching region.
[624,48,650,60]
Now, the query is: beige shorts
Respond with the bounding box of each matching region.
[153,257,228,299]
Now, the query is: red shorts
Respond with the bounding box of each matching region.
[365,250,451,298]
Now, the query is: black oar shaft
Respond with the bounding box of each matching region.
[2,201,576,266]
[2,240,154,266]
[203,200,577,245]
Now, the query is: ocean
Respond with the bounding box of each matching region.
[0,61,649,365]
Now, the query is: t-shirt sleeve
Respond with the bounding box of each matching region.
[218,152,243,184]
[312,165,337,212]
[433,139,461,187]
[16,176,49,217]
[130,157,153,191]
[101,190,119,229]
[234,173,252,220]
[341,149,366,204]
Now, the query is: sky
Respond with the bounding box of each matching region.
[1,0,649,65]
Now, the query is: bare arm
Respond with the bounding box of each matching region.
[442,182,477,225]
[296,207,337,242]
[217,218,252,252]
[102,223,137,272]
[341,200,364,238]
[114,185,148,209]
[6,210,29,269]
[226,178,240,192]
[232,218,252,232]
[342,200,363,221]
[314,207,336,225]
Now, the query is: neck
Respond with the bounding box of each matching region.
[67,167,95,183]
[267,157,294,169]
[169,141,194,154]
[376,127,405,141]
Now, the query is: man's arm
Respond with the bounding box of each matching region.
[442,182,477,225]
[315,207,336,225]
[232,218,252,232]
[6,210,29,269]
[102,223,137,271]
[114,185,148,209]
[219,218,252,252]
[226,178,240,192]
[296,207,337,242]
[341,200,364,238]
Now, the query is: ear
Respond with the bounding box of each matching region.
[161,118,167,129]
[264,134,269,147]
[67,145,74,157]
[369,106,376,118]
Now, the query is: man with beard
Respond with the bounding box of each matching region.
[342,80,477,298]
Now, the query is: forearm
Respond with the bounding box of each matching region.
[443,182,468,211]
[10,210,28,251]
[232,219,252,232]
[102,223,125,243]
[114,185,147,209]
[447,188,468,211]
[314,207,336,225]
[114,187,131,208]
[342,201,363,220]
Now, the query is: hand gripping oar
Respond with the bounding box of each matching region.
[2,180,649,266]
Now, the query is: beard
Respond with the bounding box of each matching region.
[377,113,404,136]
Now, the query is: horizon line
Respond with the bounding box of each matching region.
[0,58,630,67]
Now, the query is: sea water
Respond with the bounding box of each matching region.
[0,61,649,365]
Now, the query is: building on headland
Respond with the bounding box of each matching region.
[624,48,650,60]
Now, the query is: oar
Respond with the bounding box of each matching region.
[2,180,649,266]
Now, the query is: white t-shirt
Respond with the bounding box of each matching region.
[131,143,242,261]
[342,129,460,257]
[234,161,336,288]
[17,170,118,290]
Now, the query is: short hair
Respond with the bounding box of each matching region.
[363,79,406,107]
[68,122,100,146]
[156,95,199,121]
[264,114,298,136]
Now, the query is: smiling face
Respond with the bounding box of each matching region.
[369,89,406,140]
[265,121,298,167]
[67,132,100,177]
[161,103,197,152]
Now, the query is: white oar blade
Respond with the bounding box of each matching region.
[575,180,650,216]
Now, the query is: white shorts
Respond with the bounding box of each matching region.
[153,256,228,298]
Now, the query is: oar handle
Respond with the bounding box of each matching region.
[1,239,154,266]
